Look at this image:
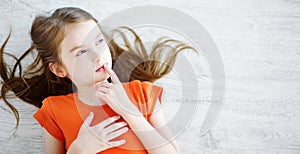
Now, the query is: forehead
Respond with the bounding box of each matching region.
[61,20,101,52]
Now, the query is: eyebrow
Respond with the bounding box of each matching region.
[69,45,84,53]
[68,33,103,53]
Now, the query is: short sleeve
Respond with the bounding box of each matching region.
[123,80,163,120]
[33,98,65,142]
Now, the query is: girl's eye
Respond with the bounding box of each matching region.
[76,50,87,56]
[96,39,104,46]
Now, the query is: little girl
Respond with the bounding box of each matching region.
[0,7,194,153]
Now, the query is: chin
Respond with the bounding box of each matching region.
[95,75,109,83]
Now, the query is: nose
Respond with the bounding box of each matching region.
[91,48,103,64]
[95,57,100,64]
[93,53,100,64]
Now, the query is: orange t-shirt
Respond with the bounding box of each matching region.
[33,80,162,153]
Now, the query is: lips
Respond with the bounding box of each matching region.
[95,62,108,72]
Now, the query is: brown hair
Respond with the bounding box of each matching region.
[0,7,195,127]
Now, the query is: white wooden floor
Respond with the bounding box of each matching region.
[0,0,300,153]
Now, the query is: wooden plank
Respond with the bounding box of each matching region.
[0,0,300,153]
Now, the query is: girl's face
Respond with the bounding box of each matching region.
[59,20,112,87]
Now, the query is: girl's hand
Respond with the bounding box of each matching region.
[95,64,140,117]
[73,112,128,153]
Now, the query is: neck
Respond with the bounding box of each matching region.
[76,84,106,106]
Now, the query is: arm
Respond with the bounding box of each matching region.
[43,113,128,154]
[43,128,65,154]
[122,105,179,154]
[95,64,179,154]
[148,102,179,151]
[43,127,87,154]
[68,113,128,154]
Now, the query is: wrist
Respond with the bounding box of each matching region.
[122,111,140,120]
[121,105,142,119]
[119,101,142,117]
[67,139,87,154]
[122,111,145,123]
[122,113,154,132]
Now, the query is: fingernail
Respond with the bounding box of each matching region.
[104,63,108,68]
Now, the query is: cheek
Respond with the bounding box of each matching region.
[59,55,72,74]
[103,48,112,63]
[60,55,83,78]
[68,61,94,85]
[70,58,91,76]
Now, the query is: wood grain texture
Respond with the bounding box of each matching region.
[0,0,299,153]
